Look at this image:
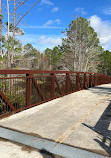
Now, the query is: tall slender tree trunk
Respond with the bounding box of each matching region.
[0,0,2,52]
[7,0,10,69]
[11,0,16,69]
[50,53,52,70]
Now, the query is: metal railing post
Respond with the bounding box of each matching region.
[94,74,97,86]
[51,73,55,98]
[26,74,32,107]
[83,74,87,89]
[65,73,69,94]
[89,74,92,88]
[76,73,79,91]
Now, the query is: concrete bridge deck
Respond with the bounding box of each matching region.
[0,84,111,157]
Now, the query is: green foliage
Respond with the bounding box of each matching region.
[23,43,37,57]
[62,17,99,43]
[98,50,111,75]
[5,22,24,35]
[45,46,63,69]
[1,35,22,56]
[0,14,4,19]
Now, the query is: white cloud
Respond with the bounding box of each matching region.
[17,34,62,51]
[89,15,111,50]
[103,8,111,15]
[75,8,87,15]
[40,0,54,5]
[44,19,61,26]
[18,34,38,45]
[44,20,53,26]
[51,7,59,13]
[22,25,63,29]
[38,35,62,45]
[55,19,61,24]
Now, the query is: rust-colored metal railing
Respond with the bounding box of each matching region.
[0,70,111,118]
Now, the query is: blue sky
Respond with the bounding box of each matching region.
[2,0,111,51]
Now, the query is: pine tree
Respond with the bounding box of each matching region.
[61,17,103,72]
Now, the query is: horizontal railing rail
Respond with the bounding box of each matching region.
[0,70,111,118]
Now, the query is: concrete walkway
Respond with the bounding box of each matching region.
[0,84,111,157]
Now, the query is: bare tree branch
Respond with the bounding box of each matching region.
[15,0,40,27]
[16,0,28,10]
[3,25,7,31]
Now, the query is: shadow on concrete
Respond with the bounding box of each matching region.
[40,148,55,158]
[82,101,111,156]
[39,148,63,158]
[89,86,111,96]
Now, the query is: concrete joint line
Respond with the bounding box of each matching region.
[56,94,110,143]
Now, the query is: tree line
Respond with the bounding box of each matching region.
[0,0,111,75]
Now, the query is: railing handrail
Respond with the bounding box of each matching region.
[0,69,109,75]
[0,69,111,118]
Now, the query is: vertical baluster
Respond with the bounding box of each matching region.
[76,73,79,91]
[83,74,87,89]
[50,73,55,98]
[26,74,32,107]
[65,73,69,94]
[89,74,92,88]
